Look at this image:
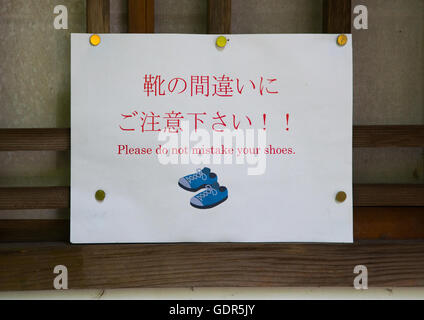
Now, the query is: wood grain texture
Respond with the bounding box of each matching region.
[1,185,422,210]
[354,184,424,207]
[2,0,420,292]
[128,0,154,33]
[1,241,424,290]
[323,0,351,33]
[86,0,110,33]
[0,128,70,151]
[0,220,69,242]
[354,207,424,240]
[0,187,69,210]
[208,0,231,34]
[353,125,424,148]
[1,207,423,242]
[1,126,423,151]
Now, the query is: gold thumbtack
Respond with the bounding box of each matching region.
[89,34,101,46]
[216,36,227,49]
[95,189,106,202]
[335,191,347,203]
[336,34,348,46]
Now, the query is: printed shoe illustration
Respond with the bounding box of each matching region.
[190,182,228,209]
[178,167,217,192]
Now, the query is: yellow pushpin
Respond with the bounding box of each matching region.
[335,191,347,203]
[336,34,348,46]
[90,34,101,46]
[216,36,227,49]
[95,189,106,202]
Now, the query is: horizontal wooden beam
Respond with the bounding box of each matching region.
[1,185,423,210]
[0,220,69,242]
[1,241,424,290]
[353,125,424,148]
[1,207,423,242]
[0,129,70,151]
[1,126,423,151]
[353,184,424,206]
[0,187,69,210]
[354,207,424,240]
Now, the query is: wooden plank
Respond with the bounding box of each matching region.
[1,207,423,242]
[0,128,70,151]
[0,187,69,210]
[323,0,351,33]
[354,184,424,206]
[1,185,423,210]
[354,125,424,148]
[207,0,231,34]
[0,209,69,220]
[1,241,424,290]
[0,220,69,242]
[2,126,423,151]
[86,0,110,33]
[354,207,424,240]
[128,0,154,33]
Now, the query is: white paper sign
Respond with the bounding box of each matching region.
[71,34,352,243]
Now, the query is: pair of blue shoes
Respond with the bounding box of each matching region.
[178,167,228,209]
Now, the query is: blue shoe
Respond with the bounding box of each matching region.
[178,167,217,192]
[190,182,228,209]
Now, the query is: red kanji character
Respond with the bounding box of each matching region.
[163,111,184,133]
[119,111,138,131]
[191,76,209,96]
[140,112,161,132]
[212,74,233,97]
[187,112,206,132]
[144,74,165,96]
[212,112,227,132]
[168,77,187,94]
[236,78,244,94]
[232,114,240,130]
